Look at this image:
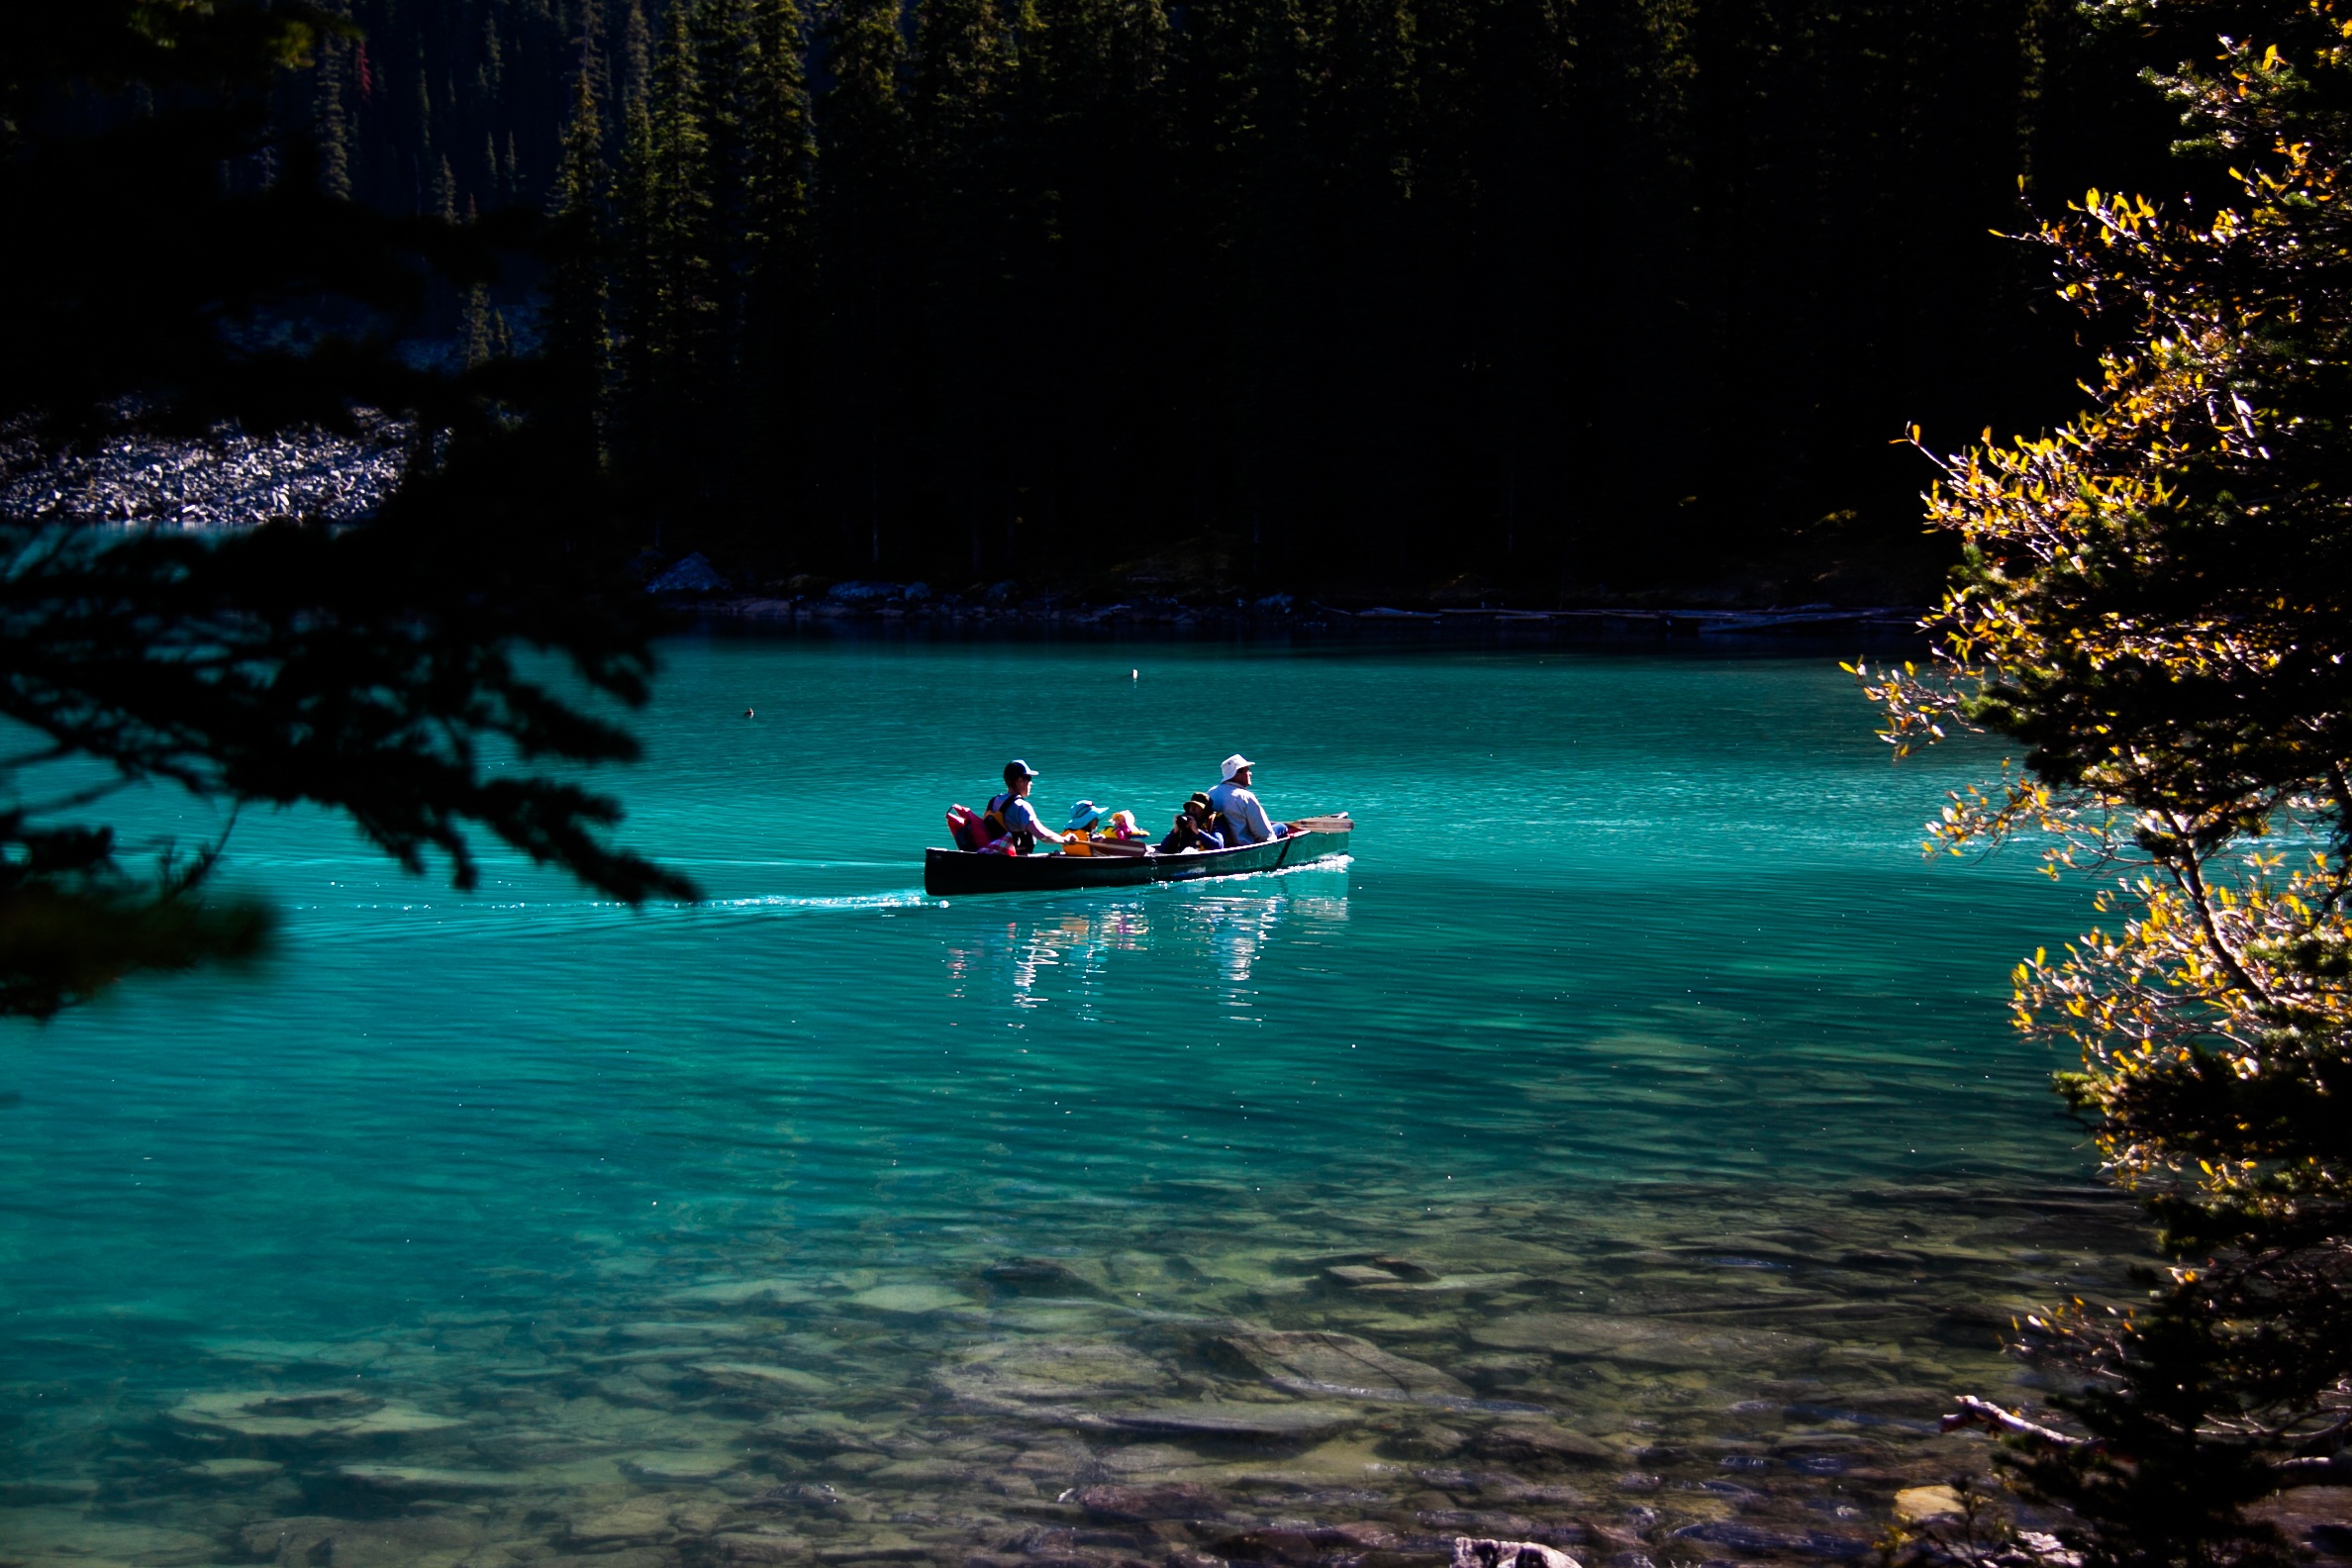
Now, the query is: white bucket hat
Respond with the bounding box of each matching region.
[1220,753,1254,782]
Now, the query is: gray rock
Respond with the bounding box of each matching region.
[1452,1538,1581,1568]
[1089,1401,1357,1440]
[242,1514,483,1568]
[1069,1483,1224,1521]
[335,1462,521,1496]
[935,1339,1174,1414]
[622,1451,744,1483]
[0,1477,99,1505]
[649,552,730,593]
[1214,1327,1470,1401]
[980,1259,1107,1299]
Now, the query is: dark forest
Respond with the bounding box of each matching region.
[295,0,2180,594]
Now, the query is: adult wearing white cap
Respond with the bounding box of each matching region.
[1207,754,1295,845]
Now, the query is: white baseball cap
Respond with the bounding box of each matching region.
[1220,753,1254,781]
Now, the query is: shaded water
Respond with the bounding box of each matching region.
[0,637,2140,1568]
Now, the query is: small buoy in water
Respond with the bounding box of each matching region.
[1130,668,1138,680]
[743,708,754,719]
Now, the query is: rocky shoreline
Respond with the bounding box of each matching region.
[655,568,1926,641]
[0,419,412,527]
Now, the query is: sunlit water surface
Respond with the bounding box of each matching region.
[0,637,2139,1568]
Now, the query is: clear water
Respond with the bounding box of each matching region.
[0,637,2139,1567]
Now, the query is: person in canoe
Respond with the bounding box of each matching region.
[983,760,1068,854]
[1157,792,1225,853]
[1207,754,1298,844]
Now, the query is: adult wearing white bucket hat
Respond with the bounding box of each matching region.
[1207,754,1295,844]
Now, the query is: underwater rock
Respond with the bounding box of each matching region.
[242,1514,482,1568]
[983,1259,1110,1299]
[1069,1483,1224,1521]
[709,1525,814,1563]
[621,1321,758,1343]
[168,1388,463,1445]
[695,1362,837,1396]
[0,1478,97,1504]
[1468,1315,1821,1370]
[1451,1538,1580,1568]
[758,1412,899,1454]
[1211,1524,1379,1563]
[1213,1329,1470,1401]
[623,1451,744,1483]
[936,1339,1175,1415]
[1463,1421,1615,1467]
[669,1278,819,1308]
[1089,1401,1358,1441]
[1893,1485,1966,1524]
[570,1497,681,1545]
[1671,1520,1872,1559]
[335,1462,521,1496]
[185,1456,283,1483]
[849,1284,977,1316]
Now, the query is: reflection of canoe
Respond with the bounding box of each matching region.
[924,820,1351,897]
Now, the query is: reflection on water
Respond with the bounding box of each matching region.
[951,868,1352,1010]
[0,638,2135,1566]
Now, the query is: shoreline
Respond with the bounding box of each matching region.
[670,592,1929,641]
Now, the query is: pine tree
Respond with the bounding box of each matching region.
[463,280,495,367]
[818,0,910,564]
[740,0,821,538]
[744,0,819,294]
[622,0,654,110]
[909,0,1005,180]
[547,61,614,437]
[315,30,354,200]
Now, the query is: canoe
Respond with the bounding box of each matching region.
[924,819,1352,897]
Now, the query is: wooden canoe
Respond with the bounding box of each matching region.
[924,818,1352,897]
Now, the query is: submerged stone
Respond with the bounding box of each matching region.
[694,1361,837,1396]
[847,1284,975,1316]
[1090,1401,1358,1440]
[936,1338,1174,1413]
[622,1450,744,1483]
[569,1498,681,1545]
[1071,1482,1225,1520]
[1468,1315,1822,1369]
[670,1278,819,1307]
[1893,1485,1965,1524]
[242,1514,482,1568]
[982,1259,1109,1298]
[188,1456,284,1482]
[335,1462,520,1495]
[1214,1327,1470,1401]
[168,1388,463,1444]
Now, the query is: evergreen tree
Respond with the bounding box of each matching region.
[315,29,354,199]
[818,0,910,564]
[547,61,615,433]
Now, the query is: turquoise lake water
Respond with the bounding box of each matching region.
[0,637,2139,1567]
